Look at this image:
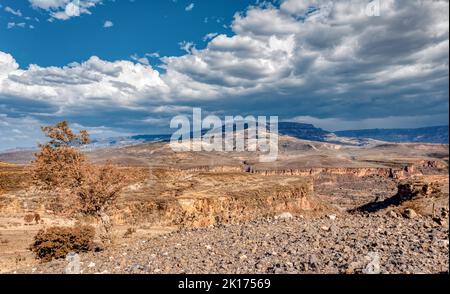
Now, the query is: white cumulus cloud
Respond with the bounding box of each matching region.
[28,0,102,21]
[0,0,448,149]
[4,6,23,17]
[103,20,114,28]
[185,3,194,12]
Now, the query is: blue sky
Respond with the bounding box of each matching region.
[0,0,449,150]
[0,0,258,67]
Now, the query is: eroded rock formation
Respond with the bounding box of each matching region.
[112,171,324,227]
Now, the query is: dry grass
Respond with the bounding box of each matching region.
[0,164,29,195]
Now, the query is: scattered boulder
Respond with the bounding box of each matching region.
[362,252,381,274]
[65,253,80,274]
[321,226,330,231]
[14,213,450,274]
[309,254,318,268]
[275,212,293,221]
[403,208,418,219]
[345,261,362,274]
[387,210,398,218]
[433,217,447,226]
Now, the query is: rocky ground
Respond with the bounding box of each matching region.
[17,213,449,274]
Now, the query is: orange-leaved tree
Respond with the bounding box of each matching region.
[32,121,127,243]
[32,121,90,189]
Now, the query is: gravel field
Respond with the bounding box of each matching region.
[19,213,449,274]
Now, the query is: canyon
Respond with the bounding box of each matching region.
[0,135,448,273]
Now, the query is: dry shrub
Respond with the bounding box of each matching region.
[25,213,41,224]
[30,226,95,262]
[0,233,7,244]
[0,164,29,194]
[123,227,136,238]
[34,213,41,224]
[76,163,127,216]
[75,163,127,242]
[24,214,34,224]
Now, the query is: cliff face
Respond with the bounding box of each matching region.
[245,159,448,179]
[351,174,449,219]
[171,159,448,179]
[1,158,447,229]
[172,182,316,227]
[251,167,400,178]
[112,172,321,227]
[108,159,448,227]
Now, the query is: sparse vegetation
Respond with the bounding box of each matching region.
[23,214,34,224]
[30,226,96,262]
[0,163,29,195]
[31,121,90,190]
[123,227,136,238]
[24,213,41,225]
[0,121,446,273]
[30,121,127,253]
[75,163,126,216]
[34,213,41,224]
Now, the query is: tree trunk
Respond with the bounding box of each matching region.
[98,210,112,245]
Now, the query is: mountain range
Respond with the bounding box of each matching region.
[334,126,449,144]
[86,123,448,149]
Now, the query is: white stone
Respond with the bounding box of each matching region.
[321,226,330,231]
[362,252,381,274]
[65,253,80,274]
[275,212,293,220]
